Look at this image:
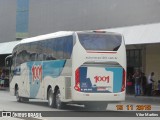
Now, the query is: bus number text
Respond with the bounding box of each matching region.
[32,65,42,82]
[94,76,110,83]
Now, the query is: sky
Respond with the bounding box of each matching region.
[0,0,160,42]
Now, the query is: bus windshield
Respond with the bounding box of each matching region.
[78,33,122,51]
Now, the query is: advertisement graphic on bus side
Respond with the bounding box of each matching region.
[75,66,123,93]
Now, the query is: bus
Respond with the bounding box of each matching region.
[10,31,126,110]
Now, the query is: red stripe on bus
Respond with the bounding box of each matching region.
[87,51,117,54]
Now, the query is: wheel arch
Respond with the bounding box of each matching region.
[14,83,18,96]
[47,85,52,100]
[47,85,59,99]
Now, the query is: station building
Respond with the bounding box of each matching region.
[108,23,160,89]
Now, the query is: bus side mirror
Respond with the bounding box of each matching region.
[5,59,12,67]
[5,55,12,68]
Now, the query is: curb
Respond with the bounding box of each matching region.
[0,87,9,91]
[126,95,160,104]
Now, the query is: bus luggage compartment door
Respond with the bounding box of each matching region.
[74,64,124,94]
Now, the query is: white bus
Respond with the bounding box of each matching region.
[10,31,126,110]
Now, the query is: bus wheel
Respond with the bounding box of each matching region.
[48,88,55,107]
[55,89,66,109]
[15,89,22,102]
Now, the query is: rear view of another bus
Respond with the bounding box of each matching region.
[72,31,126,110]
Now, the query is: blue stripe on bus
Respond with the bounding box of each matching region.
[27,60,66,98]
[43,60,66,78]
[106,68,123,93]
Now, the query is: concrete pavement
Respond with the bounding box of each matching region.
[126,94,160,104]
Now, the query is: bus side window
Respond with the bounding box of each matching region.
[64,36,73,59]
[55,38,64,59]
[30,53,37,61]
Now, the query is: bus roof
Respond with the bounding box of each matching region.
[18,30,122,45]
[20,31,74,44]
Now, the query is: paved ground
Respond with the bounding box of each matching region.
[0,88,160,120]
[126,94,160,104]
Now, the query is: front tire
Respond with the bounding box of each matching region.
[15,88,29,102]
[15,88,22,102]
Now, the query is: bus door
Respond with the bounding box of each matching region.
[14,65,27,97]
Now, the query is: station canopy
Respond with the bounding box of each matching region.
[1,23,160,55]
[107,23,160,45]
[0,41,19,55]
